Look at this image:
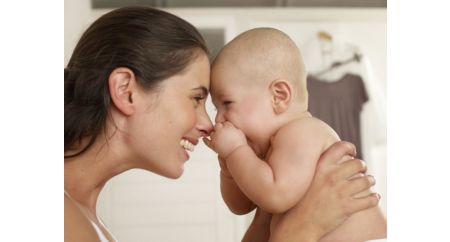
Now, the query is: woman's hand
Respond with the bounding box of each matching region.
[269,141,380,242]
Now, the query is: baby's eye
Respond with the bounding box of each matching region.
[223,101,232,106]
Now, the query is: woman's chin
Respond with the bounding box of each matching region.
[162,164,185,179]
[142,155,186,179]
[168,170,183,179]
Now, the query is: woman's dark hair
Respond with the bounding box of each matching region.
[65,6,208,158]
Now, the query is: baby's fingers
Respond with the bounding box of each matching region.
[223,121,234,128]
[202,137,213,150]
[215,122,224,129]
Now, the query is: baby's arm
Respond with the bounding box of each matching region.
[206,120,333,214]
[230,119,333,213]
[204,122,256,215]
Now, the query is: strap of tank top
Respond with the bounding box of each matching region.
[64,190,115,242]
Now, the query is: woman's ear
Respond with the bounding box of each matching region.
[269,79,292,114]
[108,67,137,116]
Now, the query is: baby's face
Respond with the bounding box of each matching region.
[210,63,276,157]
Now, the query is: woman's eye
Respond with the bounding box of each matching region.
[193,96,206,106]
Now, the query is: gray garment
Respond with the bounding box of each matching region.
[307,73,368,159]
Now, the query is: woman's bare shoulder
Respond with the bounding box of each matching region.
[64,195,99,242]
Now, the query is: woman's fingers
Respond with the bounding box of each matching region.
[318,141,356,168]
[344,175,376,196]
[336,158,367,180]
[346,193,380,216]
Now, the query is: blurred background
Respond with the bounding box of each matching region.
[65,1,386,241]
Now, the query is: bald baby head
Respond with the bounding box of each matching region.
[211,27,308,103]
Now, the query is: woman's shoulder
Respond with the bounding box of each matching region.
[64,194,99,242]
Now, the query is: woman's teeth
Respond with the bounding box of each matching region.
[180,139,195,152]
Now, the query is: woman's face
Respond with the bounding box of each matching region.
[128,53,213,178]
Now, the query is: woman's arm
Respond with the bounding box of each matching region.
[218,156,256,214]
[269,141,380,242]
[241,208,272,242]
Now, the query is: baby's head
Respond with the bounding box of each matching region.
[210,28,308,156]
[211,27,308,113]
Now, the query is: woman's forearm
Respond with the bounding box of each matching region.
[269,204,322,242]
[241,208,272,242]
[220,170,256,214]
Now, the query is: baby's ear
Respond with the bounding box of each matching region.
[108,67,137,116]
[269,79,292,114]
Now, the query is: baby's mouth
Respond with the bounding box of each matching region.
[180,139,195,152]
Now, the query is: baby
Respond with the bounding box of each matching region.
[204,28,386,242]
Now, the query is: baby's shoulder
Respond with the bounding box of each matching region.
[281,116,333,134]
[274,117,339,146]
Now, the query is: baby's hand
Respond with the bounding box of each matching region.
[203,121,248,158]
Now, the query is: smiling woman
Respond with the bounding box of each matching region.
[64,6,213,242]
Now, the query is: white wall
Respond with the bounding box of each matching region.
[64,0,91,65]
[65,4,386,241]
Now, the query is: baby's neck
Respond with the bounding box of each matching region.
[264,110,312,159]
[293,109,312,119]
[280,110,312,127]
[269,107,312,140]
[281,100,311,122]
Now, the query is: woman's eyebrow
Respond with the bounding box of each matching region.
[191,86,209,96]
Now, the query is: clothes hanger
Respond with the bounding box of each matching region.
[314,30,363,77]
[317,31,333,55]
[317,31,333,42]
[315,52,363,77]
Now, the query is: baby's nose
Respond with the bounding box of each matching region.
[215,113,225,124]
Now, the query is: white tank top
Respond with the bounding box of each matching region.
[65,191,117,242]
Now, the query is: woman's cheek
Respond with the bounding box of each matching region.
[184,106,198,130]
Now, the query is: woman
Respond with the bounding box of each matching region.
[64,6,379,242]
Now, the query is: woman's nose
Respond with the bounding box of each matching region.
[198,110,214,136]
